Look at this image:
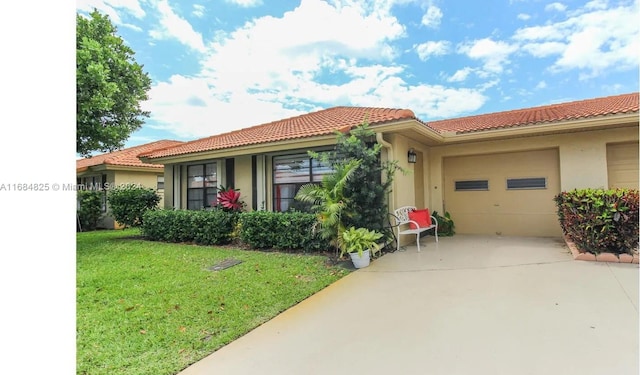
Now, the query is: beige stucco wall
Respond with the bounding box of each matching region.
[234,155,253,210]
[384,133,430,212]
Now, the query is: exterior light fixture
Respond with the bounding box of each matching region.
[408,148,417,163]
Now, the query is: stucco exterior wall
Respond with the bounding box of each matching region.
[234,155,253,210]
[385,133,430,212]
[427,126,638,214]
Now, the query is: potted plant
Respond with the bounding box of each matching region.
[340,226,383,268]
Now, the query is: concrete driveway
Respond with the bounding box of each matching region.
[179,235,639,375]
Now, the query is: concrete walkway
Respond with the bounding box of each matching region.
[179,235,639,375]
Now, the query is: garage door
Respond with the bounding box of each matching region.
[607,142,638,189]
[444,149,561,237]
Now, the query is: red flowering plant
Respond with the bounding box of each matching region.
[215,185,246,212]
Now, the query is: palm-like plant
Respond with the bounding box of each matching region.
[295,158,362,256]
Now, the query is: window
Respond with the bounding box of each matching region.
[506,177,546,190]
[273,153,332,212]
[187,163,217,210]
[157,176,165,190]
[455,180,489,191]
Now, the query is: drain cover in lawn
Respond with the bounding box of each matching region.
[208,258,243,271]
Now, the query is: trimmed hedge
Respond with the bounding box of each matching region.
[141,209,236,245]
[554,188,639,255]
[141,209,330,252]
[238,211,329,252]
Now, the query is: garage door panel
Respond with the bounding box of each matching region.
[444,149,561,237]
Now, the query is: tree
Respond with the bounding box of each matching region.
[76,10,152,156]
[335,123,403,240]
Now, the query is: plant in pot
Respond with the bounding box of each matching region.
[340,226,383,268]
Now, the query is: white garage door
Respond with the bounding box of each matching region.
[607,142,639,189]
[444,149,561,237]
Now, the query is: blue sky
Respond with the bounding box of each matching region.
[76,0,639,148]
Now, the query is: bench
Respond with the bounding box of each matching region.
[392,206,438,252]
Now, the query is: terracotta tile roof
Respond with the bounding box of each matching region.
[142,106,418,159]
[428,92,639,134]
[77,140,184,172]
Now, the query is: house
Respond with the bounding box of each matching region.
[76,140,183,229]
[139,93,639,240]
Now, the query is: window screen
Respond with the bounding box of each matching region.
[454,180,489,191]
[506,177,546,190]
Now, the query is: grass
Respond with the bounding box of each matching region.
[77,229,351,375]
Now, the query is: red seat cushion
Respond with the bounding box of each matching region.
[408,209,431,229]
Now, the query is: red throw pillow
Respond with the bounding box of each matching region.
[408,209,431,229]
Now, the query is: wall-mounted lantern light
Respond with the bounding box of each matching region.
[408,148,417,163]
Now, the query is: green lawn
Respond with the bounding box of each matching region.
[77,229,350,375]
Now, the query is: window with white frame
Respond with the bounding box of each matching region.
[273,153,332,212]
[187,163,217,210]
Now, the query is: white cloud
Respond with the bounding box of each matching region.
[535,81,547,89]
[421,5,443,28]
[138,0,490,136]
[521,41,566,57]
[514,0,640,76]
[517,13,531,20]
[149,0,206,52]
[192,4,205,18]
[76,0,145,28]
[225,0,263,7]
[458,38,518,75]
[415,41,450,60]
[447,67,474,82]
[545,2,567,12]
[143,75,305,138]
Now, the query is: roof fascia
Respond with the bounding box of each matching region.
[371,119,445,142]
[439,112,639,144]
[77,164,162,174]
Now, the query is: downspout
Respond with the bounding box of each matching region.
[376,132,396,212]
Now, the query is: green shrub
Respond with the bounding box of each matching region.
[431,211,455,236]
[142,209,329,251]
[238,211,329,252]
[141,209,236,245]
[77,190,104,231]
[107,185,160,228]
[554,188,639,254]
[191,210,238,245]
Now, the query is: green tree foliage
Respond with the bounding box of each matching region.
[107,186,160,228]
[336,123,403,239]
[76,10,152,156]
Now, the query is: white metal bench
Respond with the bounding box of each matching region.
[392,206,438,252]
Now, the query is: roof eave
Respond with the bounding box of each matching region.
[140,133,340,164]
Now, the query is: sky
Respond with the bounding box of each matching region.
[75,0,640,149]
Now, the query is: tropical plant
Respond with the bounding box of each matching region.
[340,227,383,258]
[295,158,362,256]
[314,122,405,244]
[431,210,455,236]
[216,186,245,212]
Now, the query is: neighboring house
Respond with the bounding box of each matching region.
[139,93,639,240]
[76,140,183,229]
